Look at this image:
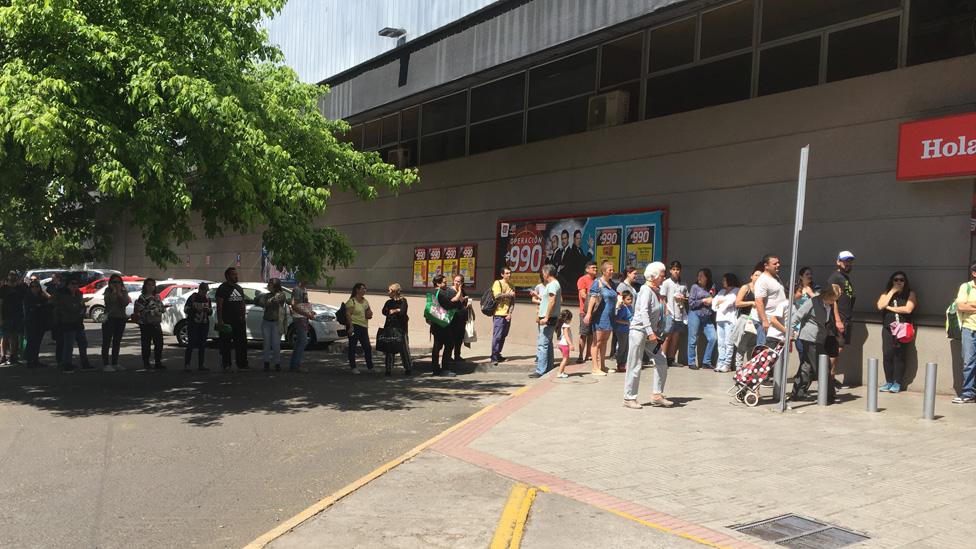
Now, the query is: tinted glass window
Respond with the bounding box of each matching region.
[401,107,419,141]
[421,92,467,135]
[759,37,821,96]
[601,33,643,87]
[420,128,466,164]
[908,0,976,66]
[701,0,754,58]
[471,73,525,123]
[649,17,696,72]
[380,113,399,145]
[390,140,417,168]
[646,53,752,118]
[826,17,900,83]
[339,125,363,149]
[762,0,899,42]
[470,114,524,155]
[527,96,589,142]
[528,49,597,107]
[363,120,380,149]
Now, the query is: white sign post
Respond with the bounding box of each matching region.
[778,145,810,412]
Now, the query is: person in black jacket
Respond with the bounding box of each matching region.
[430,275,466,377]
[54,278,91,371]
[449,274,469,362]
[23,280,49,368]
[382,283,412,376]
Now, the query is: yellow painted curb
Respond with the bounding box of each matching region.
[243,383,534,549]
[489,483,538,549]
[599,506,732,549]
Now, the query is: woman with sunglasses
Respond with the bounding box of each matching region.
[876,272,917,393]
[102,274,131,371]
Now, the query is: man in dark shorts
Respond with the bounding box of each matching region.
[576,261,597,363]
[825,251,856,387]
[216,267,249,370]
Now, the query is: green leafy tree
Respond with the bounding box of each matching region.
[0,0,416,281]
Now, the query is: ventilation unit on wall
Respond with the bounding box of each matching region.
[386,147,412,168]
[587,90,630,130]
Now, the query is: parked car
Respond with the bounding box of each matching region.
[25,268,121,286]
[161,282,342,347]
[81,275,145,295]
[84,281,147,322]
[124,281,209,318]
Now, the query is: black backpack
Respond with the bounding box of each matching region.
[335,301,348,325]
[480,282,497,317]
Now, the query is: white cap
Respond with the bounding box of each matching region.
[837,251,856,261]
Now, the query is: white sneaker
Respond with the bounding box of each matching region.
[557,373,569,378]
[351,367,361,375]
[102,365,116,373]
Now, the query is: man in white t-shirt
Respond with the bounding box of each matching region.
[659,261,687,366]
[752,254,785,346]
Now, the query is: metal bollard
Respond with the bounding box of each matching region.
[866,358,879,413]
[923,362,938,420]
[817,354,830,406]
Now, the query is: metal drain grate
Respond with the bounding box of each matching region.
[731,514,869,548]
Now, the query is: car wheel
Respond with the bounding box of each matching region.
[90,306,106,324]
[175,320,189,347]
[286,325,317,348]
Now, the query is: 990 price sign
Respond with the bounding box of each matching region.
[507,229,545,288]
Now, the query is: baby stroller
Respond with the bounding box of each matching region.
[729,341,785,407]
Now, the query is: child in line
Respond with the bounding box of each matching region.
[614,291,634,372]
[791,284,841,401]
[556,309,574,379]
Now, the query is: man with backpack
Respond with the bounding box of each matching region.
[487,268,516,367]
[952,262,976,404]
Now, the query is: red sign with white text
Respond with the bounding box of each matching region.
[897,113,976,181]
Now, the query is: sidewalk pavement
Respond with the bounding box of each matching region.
[261,338,976,548]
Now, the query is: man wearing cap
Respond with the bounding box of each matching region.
[825,251,856,387]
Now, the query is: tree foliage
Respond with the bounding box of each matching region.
[0,0,416,281]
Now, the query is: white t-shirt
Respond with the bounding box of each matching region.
[558,325,573,346]
[660,278,687,322]
[752,273,785,320]
[766,301,788,341]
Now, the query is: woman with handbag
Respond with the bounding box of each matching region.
[381,283,412,376]
[876,271,917,393]
[428,275,466,377]
[449,274,469,362]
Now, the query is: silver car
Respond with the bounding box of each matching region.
[160,283,343,347]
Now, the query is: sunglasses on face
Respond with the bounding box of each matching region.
[893,278,906,282]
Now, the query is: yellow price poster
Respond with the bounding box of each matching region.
[595,227,622,271]
[442,246,459,280]
[459,244,477,286]
[624,225,655,282]
[412,247,428,288]
[427,247,443,287]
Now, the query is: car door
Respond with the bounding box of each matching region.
[242,288,261,339]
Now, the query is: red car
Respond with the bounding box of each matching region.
[81,275,145,295]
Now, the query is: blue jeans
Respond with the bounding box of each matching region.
[535,322,555,375]
[60,329,90,368]
[687,313,716,367]
[716,320,733,368]
[754,319,767,347]
[348,324,373,369]
[491,316,510,362]
[962,328,976,398]
[290,318,308,369]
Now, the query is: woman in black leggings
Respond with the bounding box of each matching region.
[876,271,917,393]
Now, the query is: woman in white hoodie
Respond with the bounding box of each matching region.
[711,273,740,373]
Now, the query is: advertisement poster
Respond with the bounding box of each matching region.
[427,247,443,287]
[624,225,656,283]
[442,246,459,281]
[458,244,477,286]
[495,210,666,293]
[413,247,428,288]
[594,227,622,270]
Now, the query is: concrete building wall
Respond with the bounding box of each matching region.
[113,54,976,393]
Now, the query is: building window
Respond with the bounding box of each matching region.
[528,49,597,107]
[471,73,525,123]
[420,128,465,164]
[421,92,467,135]
[600,33,644,88]
[380,113,399,146]
[649,17,696,72]
[363,119,381,150]
[389,140,417,168]
[340,124,363,150]
[701,0,754,59]
[826,17,900,83]
[646,53,752,118]
[401,106,419,142]
[908,0,976,66]
[599,81,640,126]
[527,96,589,142]
[759,36,821,96]
[470,113,524,154]
[762,0,900,42]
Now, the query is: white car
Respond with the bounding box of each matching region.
[84,282,146,322]
[160,282,342,347]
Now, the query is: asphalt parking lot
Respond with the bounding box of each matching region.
[0,326,527,548]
